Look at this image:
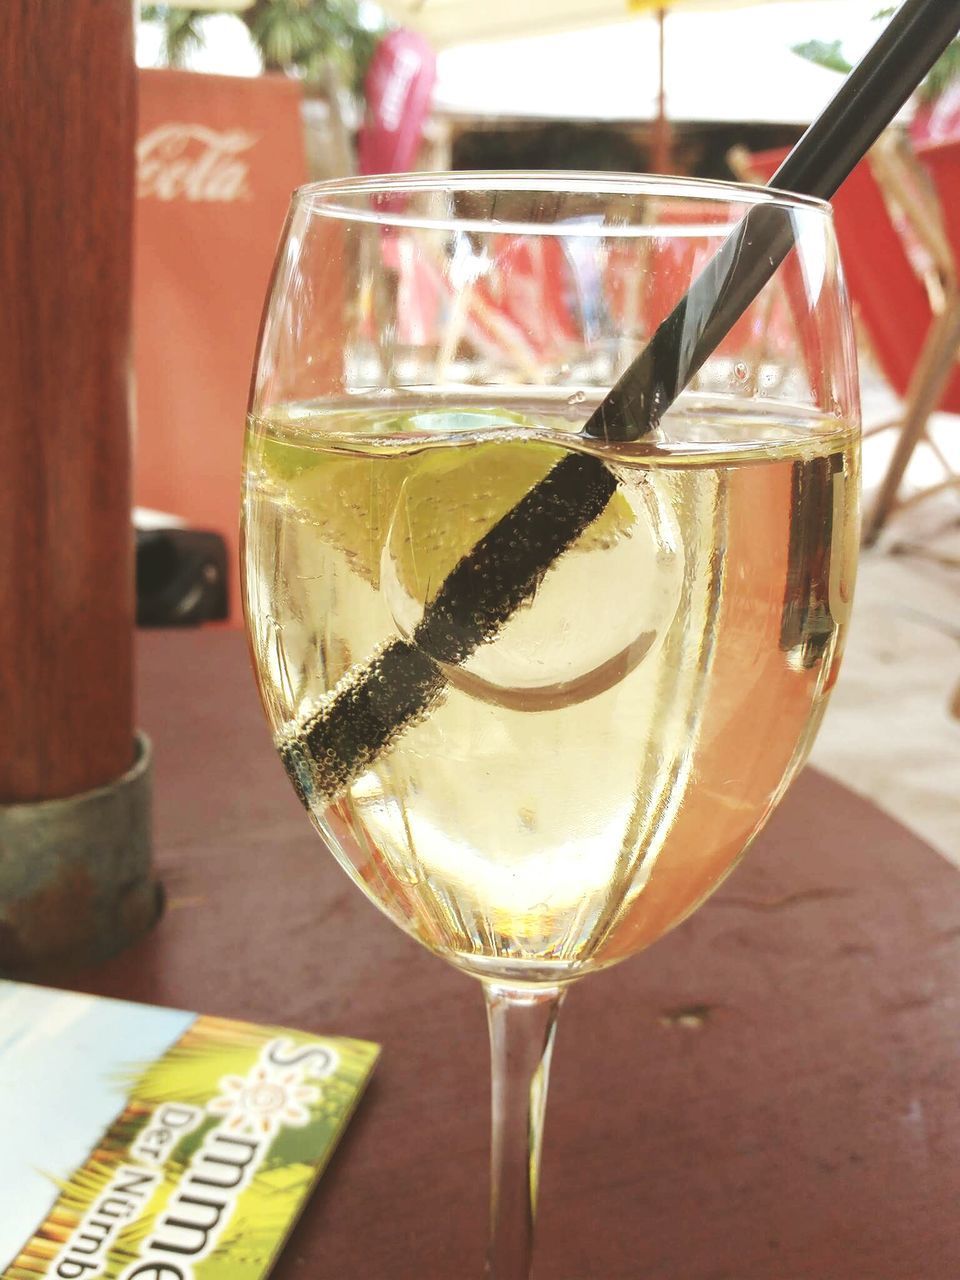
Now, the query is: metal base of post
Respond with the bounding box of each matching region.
[0,733,161,974]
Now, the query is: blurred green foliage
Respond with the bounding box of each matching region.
[141,0,390,96]
[792,10,960,105]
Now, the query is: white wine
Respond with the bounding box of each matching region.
[243,395,858,983]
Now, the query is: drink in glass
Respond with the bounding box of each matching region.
[242,173,859,1277]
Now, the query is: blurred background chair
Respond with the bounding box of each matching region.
[902,134,960,541]
[730,136,960,546]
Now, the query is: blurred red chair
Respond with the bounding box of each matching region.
[730,139,960,543]
[907,135,960,505]
[917,137,960,244]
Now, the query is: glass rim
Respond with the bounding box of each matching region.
[290,169,833,236]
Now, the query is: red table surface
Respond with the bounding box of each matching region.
[62,631,960,1279]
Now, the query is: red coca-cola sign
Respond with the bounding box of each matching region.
[137,124,258,202]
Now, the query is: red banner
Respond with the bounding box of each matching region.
[134,69,308,623]
[357,30,436,186]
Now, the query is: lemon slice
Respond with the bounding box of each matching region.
[258,415,634,600]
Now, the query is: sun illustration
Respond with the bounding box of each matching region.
[207,1064,320,1137]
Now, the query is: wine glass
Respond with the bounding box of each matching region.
[241,172,859,1278]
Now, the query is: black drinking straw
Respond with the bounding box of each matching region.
[584,0,960,445]
[279,0,960,805]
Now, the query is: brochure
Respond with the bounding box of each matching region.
[0,980,378,1279]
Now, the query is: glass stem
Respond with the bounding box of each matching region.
[483,981,566,1280]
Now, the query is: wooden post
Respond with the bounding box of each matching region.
[0,1,157,970]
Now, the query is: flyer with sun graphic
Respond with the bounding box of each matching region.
[0,980,379,1280]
